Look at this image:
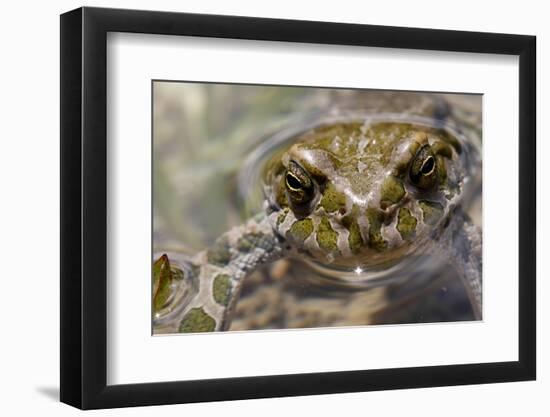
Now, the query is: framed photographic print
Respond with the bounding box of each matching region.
[60,6,536,409]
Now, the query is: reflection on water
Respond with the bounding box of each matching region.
[153,82,481,332]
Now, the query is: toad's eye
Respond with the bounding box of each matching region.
[285,161,314,205]
[409,145,437,189]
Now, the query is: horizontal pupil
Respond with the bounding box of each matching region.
[286,173,303,189]
[421,157,435,175]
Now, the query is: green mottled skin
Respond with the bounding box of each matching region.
[288,218,314,243]
[264,121,471,269]
[380,176,405,208]
[155,98,483,333]
[320,183,347,213]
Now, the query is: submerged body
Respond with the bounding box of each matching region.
[153,97,482,332]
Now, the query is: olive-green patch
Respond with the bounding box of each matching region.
[179,307,216,333]
[207,237,232,266]
[380,176,405,207]
[397,208,417,240]
[342,205,363,254]
[288,218,314,243]
[347,220,363,253]
[320,183,346,213]
[366,208,387,251]
[213,274,231,306]
[316,217,339,253]
[419,200,444,225]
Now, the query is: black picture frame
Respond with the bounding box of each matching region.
[60,6,536,410]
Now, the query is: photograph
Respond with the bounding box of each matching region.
[55,4,537,411]
[152,83,483,334]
